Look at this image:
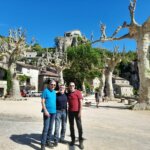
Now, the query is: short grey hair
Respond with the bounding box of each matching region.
[49,80,56,84]
[69,82,75,86]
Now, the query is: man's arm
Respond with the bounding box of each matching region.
[41,98,50,117]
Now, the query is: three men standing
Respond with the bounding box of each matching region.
[41,81,84,149]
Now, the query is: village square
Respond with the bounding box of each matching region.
[0,0,150,150]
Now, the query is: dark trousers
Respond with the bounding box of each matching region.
[68,111,83,142]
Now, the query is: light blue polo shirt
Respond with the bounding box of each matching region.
[41,88,56,113]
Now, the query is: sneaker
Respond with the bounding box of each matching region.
[47,141,54,148]
[79,141,84,149]
[41,145,45,150]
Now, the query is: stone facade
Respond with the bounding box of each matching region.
[38,69,59,91]
[64,30,82,37]
[16,62,39,92]
[113,76,133,97]
[55,30,87,52]
[0,80,7,96]
[25,51,37,58]
[16,62,58,92]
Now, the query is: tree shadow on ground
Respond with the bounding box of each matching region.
[10,133,41,150]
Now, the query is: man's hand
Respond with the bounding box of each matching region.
[44,110,50,117]
[41,98,50,117]
[78,111,81,118]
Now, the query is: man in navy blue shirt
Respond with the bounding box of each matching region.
[54,84,68,146]
[41,80,56,150]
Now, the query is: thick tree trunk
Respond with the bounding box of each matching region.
[105,70,114,100]
[12,78,21,98]
[133,32,150,110]
[58,69,64,84]
[99,71,105,99]
[10,64,22,99]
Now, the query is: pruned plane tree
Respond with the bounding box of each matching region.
[92,0,150,109]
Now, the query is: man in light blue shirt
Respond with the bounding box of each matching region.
[41,80,56,150]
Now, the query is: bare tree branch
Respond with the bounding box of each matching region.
[92,0,140,45]
[129,0,137,24]
[0,28,31,68]
[92,33,131,44]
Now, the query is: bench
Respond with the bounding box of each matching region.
[120,96,138,105]
[126,99,137,105]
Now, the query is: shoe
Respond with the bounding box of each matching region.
[70,140,75,146]
[54,141,58,147]
[41,145,45,150]
[79,140,84,149]
[47,141,54,148]
[60,139,66,144]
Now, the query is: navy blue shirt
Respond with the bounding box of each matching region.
[56,92,67,110]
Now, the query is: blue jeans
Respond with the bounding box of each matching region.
[54,110,67,142]
[41,113,56,145]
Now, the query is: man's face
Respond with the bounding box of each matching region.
[49,81,56,90]
[69,83,75,92]
[59,85,65,93]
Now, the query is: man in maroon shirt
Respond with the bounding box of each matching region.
[67,82,84,149]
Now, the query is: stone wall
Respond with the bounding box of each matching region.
[0,80,7,96]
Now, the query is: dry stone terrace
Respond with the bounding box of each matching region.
[0,96,150,150]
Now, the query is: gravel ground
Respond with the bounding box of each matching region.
[0,97,150,150]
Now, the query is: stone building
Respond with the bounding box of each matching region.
[25,51,37,58]
[0,69,7,97]
[64,30,82,37]
[16,62,39,91]
[0,80,7,97]
[16,62,58,92]
[55,30,87,52]
[113,76,133,97]
[38,68,59,91]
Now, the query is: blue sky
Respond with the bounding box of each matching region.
[0,0,149,51]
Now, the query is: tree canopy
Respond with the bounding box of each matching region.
[64,43,106,88]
